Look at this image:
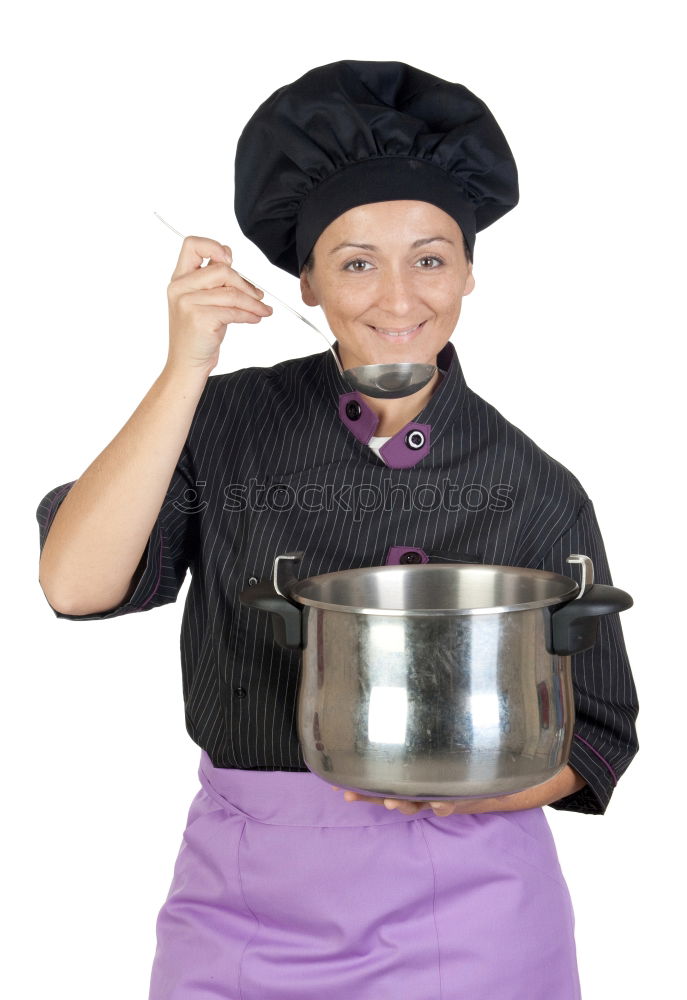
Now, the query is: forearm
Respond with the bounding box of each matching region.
[38,363,209,614]
[465,765,587,813]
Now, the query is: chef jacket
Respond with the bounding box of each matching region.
[36,340,639,815]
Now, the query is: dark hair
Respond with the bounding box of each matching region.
[301,234,473,274]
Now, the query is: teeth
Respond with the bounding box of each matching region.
[375,322,422,336]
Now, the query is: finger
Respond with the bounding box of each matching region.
[343,791,387,806]
[341,790,429,810]
[182,286,273,316]
[383,798,429,814]
[170,235,233,281]
[227,258,265,298]
[430,802,454,815]
[171,261,266,302]
[170,240,265,299]
[194,303,272,326]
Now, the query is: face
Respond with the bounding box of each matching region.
[300,200,474,371]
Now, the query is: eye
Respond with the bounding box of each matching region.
[342,254,445,272]
[415,255,444,269]
[343,258,373,272]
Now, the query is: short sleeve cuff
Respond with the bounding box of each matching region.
[548,732,618,815]
[46,530,165,621]
[37,481,169,621]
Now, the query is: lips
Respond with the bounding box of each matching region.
[371,320,427,338]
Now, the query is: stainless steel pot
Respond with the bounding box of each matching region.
[240,553,632,800]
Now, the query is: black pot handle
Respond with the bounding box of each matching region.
[239,552,305,650]
[547,583,633,656]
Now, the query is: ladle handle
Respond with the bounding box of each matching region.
[231,270,345,376]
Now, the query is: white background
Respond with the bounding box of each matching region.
[3,1,683,996]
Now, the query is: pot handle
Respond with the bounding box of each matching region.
[547,554,633,656]
[239,552,305,650]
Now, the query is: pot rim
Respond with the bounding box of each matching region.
[286,563,580,616]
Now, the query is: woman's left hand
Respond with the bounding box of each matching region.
[330,788,507,816]
[330,765,587,815]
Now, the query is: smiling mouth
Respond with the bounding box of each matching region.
[370,321,427,337]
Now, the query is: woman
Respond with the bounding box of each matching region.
[37,61,639,999]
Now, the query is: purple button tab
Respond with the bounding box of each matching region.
[338,392,379,443]
[379,423,431,469]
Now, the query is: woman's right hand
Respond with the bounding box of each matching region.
[166,235,273,375]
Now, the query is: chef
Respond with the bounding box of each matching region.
[37,60,639,1000]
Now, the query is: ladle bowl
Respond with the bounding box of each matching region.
[345,362,438,398]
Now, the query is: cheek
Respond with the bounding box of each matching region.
[428,275,464,312]
[327,288,370,322]
[435,292,463,321]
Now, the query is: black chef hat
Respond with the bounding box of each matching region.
[234,60,518,278]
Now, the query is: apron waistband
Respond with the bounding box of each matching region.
[199,750,440,827]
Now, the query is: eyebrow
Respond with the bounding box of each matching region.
[327,236,455,255]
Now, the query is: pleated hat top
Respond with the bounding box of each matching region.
[234,59,519,277]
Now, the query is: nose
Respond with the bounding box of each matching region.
[374,267,417,321]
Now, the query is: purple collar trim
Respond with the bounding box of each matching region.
[336,341,457,470]
[338,392,378,444]
[338,388,431,469]
[379,425,430,468]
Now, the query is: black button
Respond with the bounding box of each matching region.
[247,576,258,586]
[233,687,247,699]
[345,400,362,420]
[405,429,425,450]
[400,550,422,564]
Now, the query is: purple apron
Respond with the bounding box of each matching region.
[148,750,581,999]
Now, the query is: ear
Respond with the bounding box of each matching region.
[300,270,319,307]
[463,267,475,296]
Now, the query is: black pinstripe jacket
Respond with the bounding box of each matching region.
[37,340,639,814]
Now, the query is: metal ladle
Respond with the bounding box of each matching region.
[154,212,437,399]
